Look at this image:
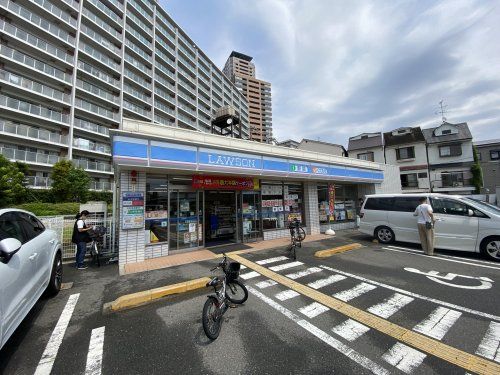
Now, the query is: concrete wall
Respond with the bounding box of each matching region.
[385,142,428,167]
[351,147,385,164]
[427,141,474,165]
[375,164,402,194]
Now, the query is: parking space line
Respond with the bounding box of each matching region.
[320,265,500,322]
[367,293,414,319]
[333,282,377,302]
[34,293,80,375]
[413,307,462,340]
[382,343,427,374]
[85,326,105,375]
[231,254,500,374]
[331,319,370,342]
[247,286,390,375]
[476,322,500,363]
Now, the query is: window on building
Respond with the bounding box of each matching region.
[441,129,452,135]
[401,173,418,188]
[491,150,500,160]
[441,172,464,188]
[439,144,462,157]
[261,182,305,230]
[396,146,415,160]
[357,152,374,162]
[418,172,428,179]
[145,176,169,244]
[317,185,357,224]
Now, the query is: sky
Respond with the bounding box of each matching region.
[161,0,500,147]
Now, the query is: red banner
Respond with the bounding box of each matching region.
[192,176,258,190]
[328,184,335,221]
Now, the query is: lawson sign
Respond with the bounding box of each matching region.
[113,137,384,182]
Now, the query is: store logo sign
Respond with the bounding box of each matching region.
[312,166,328,175]
[290,164,309,173]
[207,153,257,168]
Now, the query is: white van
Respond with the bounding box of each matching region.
[359,193,500,261]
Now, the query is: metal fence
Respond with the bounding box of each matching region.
[40,215,117,261]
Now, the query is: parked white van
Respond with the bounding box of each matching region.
[359,193,500,261]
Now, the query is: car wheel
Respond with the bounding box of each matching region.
[45,252,63,296]
[481,237,500,262]
[375,226,395,244]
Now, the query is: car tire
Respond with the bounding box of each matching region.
[480,236,500,262]
[45,252,63,296]
[375,226,395,244]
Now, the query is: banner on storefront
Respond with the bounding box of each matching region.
[328,184,335,222]
[192,176,259,190]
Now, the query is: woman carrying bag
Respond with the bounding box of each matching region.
[71,210,94,270]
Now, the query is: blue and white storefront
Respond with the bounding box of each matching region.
[112,120,401,271]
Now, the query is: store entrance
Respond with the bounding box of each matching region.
[204,191,237,246]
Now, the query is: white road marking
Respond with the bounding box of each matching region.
[382,247,500,271]
[275,289,300,301]
[85,326,105,375]
[247,286,390,375]
[269,261,303,272]
[320,265,500,322]
[240,271,261,280]
[333,282,377,302]
[382,343,427,373]
[34,293,80,375]
[298,302,329,318]
[367,293,415,318]
[240,265,247,269]
[413,307,462,340]
[256,256,289,265]
[331,319,370,342]
[286,267,323,280]
[476,321,500,363]
[308,274,347,290]
[255,279,278,289]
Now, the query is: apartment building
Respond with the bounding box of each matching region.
[0,0,249,191]
[474,139,500,194]
[348,132,385,163]
[423,122,475,194]
[384,127,430,193]
[223,51,272,143]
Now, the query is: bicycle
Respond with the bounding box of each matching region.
[88,226,107,267]
[288,218,306,260]
[202,253,248,340]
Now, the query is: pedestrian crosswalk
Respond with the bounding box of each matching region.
[240,255,500,374]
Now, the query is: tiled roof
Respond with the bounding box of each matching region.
[348,133,383,151]
[383,127,425,147]
[422,122,472,144]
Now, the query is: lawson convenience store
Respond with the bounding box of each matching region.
[112,120,401,270]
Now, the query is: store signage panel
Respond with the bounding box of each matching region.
[262,157,289,173]
[113,136,148,159]
[192,175,259,190]
[289,160,311,174]
[150,141,197,164]
[311,164,330,176]
[198,148,263,170]
[122,192,144,230]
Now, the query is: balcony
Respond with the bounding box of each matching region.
[128,0,153,23]
[81,7,122,41]
[73,118,110,137]
[178,45,196,64]
[124,53,152,76]
[1,0,75,45]
[177,114,196,129]
[155,75,176,93]
[154,62,175,80]
[432,176,475,192]
[126,26,152,50]
[74,98,120,122]
[90,180,113,191]
[178,103,196,117]
[73,138,111,155]
[87,0,122,26]
[0,94,69,124]
[73,159,113,173]
[124,84,151,104]
[79,42,119,72]
[61,0,79,11]
[25,176,113,191]
[0,119,68,146]
[127,10,152,35]
[80,24,121,57]
[124,68,152,90]
[0,69,70,104]
[123,100,151,119]
[156,12,176,34]
[125,39,151,63]
[154,88,175,105]
[177,91,196,107]
[76,79,119,105]
[31,0,77,27]
[154,114,173,126]
[0,147,60,165]
[154,102,175,117]
[77,60,120,88]
[0,20,74,65]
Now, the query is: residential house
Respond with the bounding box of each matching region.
[348,133,385,163]
[297,139,347,157]
[423,122,475,194]
[473,139,500,195]
[277,139,300,148]
[384,127,430,192]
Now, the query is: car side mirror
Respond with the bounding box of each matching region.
[468,209,474,217]
[0,238,22,264]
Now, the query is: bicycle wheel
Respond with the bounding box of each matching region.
[202,297,222,340]
[225,279,248,304]
[297,227,306,242]
[291,242,297,260]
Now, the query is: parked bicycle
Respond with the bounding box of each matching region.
[288,218,306,260]
[202,253,248,340]
[88,226,107,267]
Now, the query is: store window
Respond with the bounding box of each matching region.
[145,176,169,244]
[261,182,304,230]
[318,184,357,224]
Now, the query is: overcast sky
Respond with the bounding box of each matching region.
[162,0,500,146]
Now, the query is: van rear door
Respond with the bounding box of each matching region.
[388,196,422,243]
[359,197,392,236]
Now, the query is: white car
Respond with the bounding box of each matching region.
[359,193,500,261]
[0,209,62,350]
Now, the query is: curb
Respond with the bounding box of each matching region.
[104,277,211,313]
[314,243,363,258]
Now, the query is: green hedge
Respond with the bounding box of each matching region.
[21,189,113,204]
[13,202,80,216]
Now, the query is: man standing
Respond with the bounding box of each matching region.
[414,197,435,256]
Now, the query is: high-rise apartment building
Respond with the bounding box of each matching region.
[0,0,249,191]
[223,51,272,143]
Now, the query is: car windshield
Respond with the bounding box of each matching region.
[463,198,500,215]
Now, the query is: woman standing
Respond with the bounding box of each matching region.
[71,210,93,270]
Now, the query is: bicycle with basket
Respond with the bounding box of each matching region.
[288,218,306,260]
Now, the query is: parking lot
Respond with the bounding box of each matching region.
[2,231,500,374]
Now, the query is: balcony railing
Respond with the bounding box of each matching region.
[156,12,175,33]
[87,0,121,24]
[433,178,474,189]
[123,100,151,118]
[177,92,196,107]
[81,7,122,40]
[124,68,152,90]
[1,0,75,44]
[124,84,151,104]
[0,119,68,145]
[61,0,79,11]
[125,39,151,62]
[154,88,175,104]
[127,9,152,34]
[73,138,111,154]
[25,176,113,191]
[90,180,113,191]
[156,35,176,56]
[74,98,119,121]
[77,61,120,87]
[73,159,113,172]
[76,78,119,104]
[80,24,121,56]
[155,62,175,80]
[0,94,69,123]
[155,75,175,92]
[128,0,152,21]
[124,53,152,76]
[107,0,123,12]
[0,147,60,165]
[154,114,172,126]
[126,26,152,49]
[32,0,77,27]
[73,118,110,136]
[79,42,119,71]
[0,20,73,64]
[155,102,175,116]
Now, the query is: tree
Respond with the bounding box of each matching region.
[0,155,28,207]
[471,146,483,194]
[51,160,91,202]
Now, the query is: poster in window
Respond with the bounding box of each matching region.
[189,222,196,233]
[180,200,190,212]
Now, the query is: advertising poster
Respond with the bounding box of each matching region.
[189,222,196,233]
[328,184,335,222]
[122,192,145,230]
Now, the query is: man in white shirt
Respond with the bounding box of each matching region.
[414,197,435,255]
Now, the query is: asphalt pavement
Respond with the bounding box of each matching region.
[2,231,500,374]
